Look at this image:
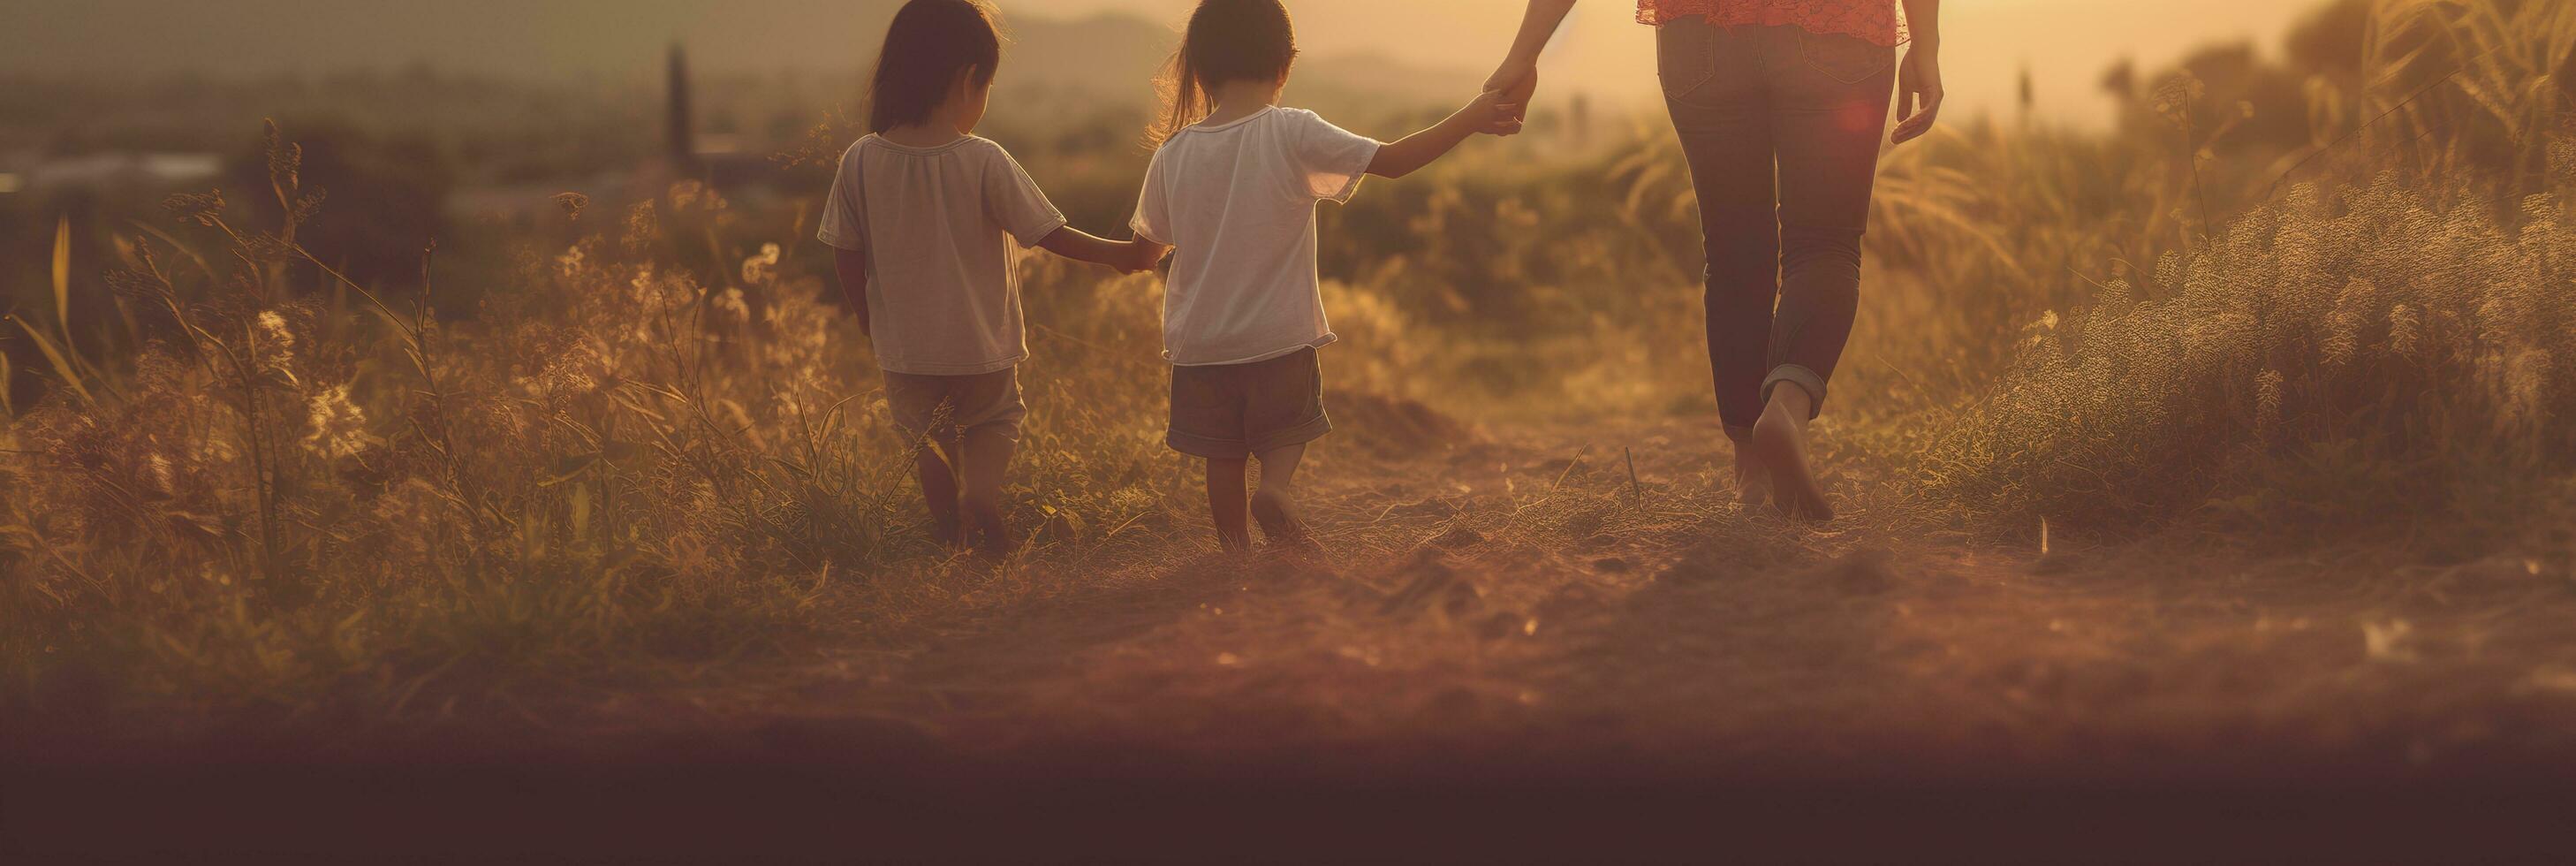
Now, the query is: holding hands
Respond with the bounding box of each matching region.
[1466,87,1527,137]
[1364,87,1524,179]
[1036,227,1163,275]
[1482,58,1539,129]
[1115,239,1170,275]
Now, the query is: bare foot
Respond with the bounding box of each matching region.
[970,532,1011,561]
[964,502,1011,559]
[1749,398,1833,521]
[1731,442,1772,507]
[1249,489,1319,552]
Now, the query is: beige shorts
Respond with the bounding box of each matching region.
[883,367,1027,444]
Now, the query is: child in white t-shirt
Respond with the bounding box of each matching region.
[1128,0,1520,551]
[820,0,1157,556]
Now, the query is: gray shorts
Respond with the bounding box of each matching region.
[884,367,1026,444]
[1166,347,1331,460]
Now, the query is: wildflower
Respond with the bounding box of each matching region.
[622,201,659,254]
[760,297,831,373]
[302,384,369,459]
[2150,73,2206,130]
[262,118,300,190]
[240,232,297,264]
[163,190,225,226]
[670,181,728,214]
[740,243,782,285]
[253,310,299,379]
[714,287,750,322]
[629,266,658,306]
[256,310,295,351]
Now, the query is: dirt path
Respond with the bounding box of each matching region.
[608,414,2576,781]
[21,414,2576,862]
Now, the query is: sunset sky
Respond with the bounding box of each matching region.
[8,0,2334,127]
[1007,0,2330,125]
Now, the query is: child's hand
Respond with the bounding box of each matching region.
[1137,240,1170,273]
[1372,88,1524,179]
[1467,89,1526,137]
[1117,239,1168,275]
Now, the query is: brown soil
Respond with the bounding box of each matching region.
[16,413,2576,862]
[596,415,2576,773]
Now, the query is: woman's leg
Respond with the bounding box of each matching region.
[1754,28,1898,520]
[1658,19,1776,498]
[1765,29,1895,418]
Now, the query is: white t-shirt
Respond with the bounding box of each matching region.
[1130,106,1381,367]
[816,134,1067,376]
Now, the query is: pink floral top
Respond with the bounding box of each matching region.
[1638,0,1905,47]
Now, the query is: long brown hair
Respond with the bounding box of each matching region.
[1150,0,1299,146]
[867,0,1003,133]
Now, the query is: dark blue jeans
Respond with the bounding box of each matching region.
[1658,20,1895,441]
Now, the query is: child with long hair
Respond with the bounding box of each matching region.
[1128,0,1520,551]
[819,0,1157,556]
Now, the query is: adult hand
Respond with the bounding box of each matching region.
[1891,41,1943,145]
[1466,88,1527,136]
[1483,58,1540,125]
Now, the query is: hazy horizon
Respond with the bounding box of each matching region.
[10,0,2337,126]
[1019,0,2337,126]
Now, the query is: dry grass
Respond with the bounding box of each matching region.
[1877,0,2576,542]
[4,0,2574,757]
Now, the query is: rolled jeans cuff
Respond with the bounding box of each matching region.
[1762,364,1828,418]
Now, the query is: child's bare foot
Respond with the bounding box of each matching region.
[963,497,1010,559]
[1750,392,1833,521]
[969,527,1011,560]
[968,538,1011,562]
[1249,489,1318,552]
